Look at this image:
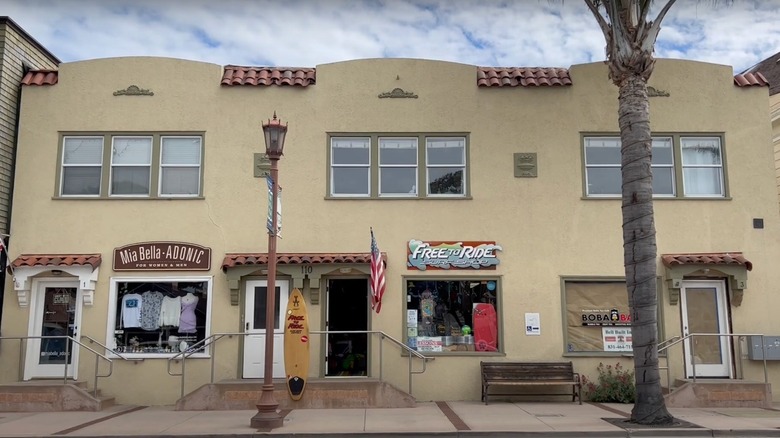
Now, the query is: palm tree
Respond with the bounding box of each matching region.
[583,0,676,425]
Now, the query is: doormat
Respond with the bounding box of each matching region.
[602,417,702,430]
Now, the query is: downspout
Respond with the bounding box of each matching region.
[0,62,30,330]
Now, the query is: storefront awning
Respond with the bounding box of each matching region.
[661,252,751,306]
[221,252,385,306]
[221,252,382,271]
[661,252,752,271]
[10,254,102,307]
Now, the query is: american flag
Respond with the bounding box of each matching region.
[370,228,386,314]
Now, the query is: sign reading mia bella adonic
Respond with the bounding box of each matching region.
[113,242,211,271]
[407,239,502,270]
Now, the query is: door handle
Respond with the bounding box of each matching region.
[45,311,55,315]
[246,322,249,331]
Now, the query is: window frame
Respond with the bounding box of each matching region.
[109,135,153,197]
[560,276,665,357]
[158,135,204,197]
[105,275,213,359]
[56,132,205,199]
[402,275,502,356]
[581,133,728,199]
[60,135,105,197]
[326,133,470,199]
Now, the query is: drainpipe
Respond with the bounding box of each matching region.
[0,62,30,331]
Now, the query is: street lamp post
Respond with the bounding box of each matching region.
[251,112,287,430]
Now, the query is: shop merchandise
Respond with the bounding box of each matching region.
[178,292,199,334]
[120,293,143,328]
[159,295,182,327]
[140,290,164,331]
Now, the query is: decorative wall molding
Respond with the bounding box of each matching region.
[378,88,418,99]
[13,265,100,307]
[113,85,154,96]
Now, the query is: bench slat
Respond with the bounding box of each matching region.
[480,361,582,405]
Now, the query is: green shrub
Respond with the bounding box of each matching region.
[582,362,635,403]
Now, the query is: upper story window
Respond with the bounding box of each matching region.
[328,134,469,198]
[59,133,204,198]
[583,134,725,198]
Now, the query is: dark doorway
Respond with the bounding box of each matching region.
[326,278,368,377]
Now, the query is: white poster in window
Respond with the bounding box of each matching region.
[602,327,633,352]
[525,313,540,335]
[407,309,418,327]
[416,336,443,352]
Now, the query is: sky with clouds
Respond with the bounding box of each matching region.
[3,0,780,73]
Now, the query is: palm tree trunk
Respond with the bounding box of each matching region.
[618,73,673,425]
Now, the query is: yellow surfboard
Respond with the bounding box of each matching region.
[283,288,309,401]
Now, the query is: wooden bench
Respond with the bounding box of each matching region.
[480,361,582,405]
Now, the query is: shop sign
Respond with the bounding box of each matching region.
[416,336,443,352]
[580,308,631,326]
[602,327,632,352]
[407,240,502,270]
[113,242,211,271]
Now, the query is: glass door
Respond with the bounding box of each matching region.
[681,280,732,378]
[242,280,288,378]
[25,281,81,380]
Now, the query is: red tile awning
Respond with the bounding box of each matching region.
[11,254,102,271]
[661,252,752,271]
[222,252,385,272]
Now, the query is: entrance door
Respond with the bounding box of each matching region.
[24,280,82,380]
[326,278,368,377]
[243,280,289,378]
[681,280,732,378]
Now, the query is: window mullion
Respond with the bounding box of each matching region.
[151,134,161,198]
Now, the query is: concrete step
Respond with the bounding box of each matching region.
[0,381,115,411]
[175,378,416,410]
[665,379,771,408]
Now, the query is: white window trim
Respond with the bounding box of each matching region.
[379,137,418,197]
[680,136,725,198]
[158,136,203,198]
[109,136,153,198]
[105,275,213,359]
[330,137,371,198]
[60,135,104,198]
[425,137,467,198]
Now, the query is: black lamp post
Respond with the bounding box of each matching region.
[251,112,287,430]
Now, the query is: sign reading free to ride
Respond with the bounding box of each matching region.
[407,240,502,270]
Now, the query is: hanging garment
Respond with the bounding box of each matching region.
[159,295,182,327]
[140,291,164,331]
[121,293,143,328]
[178,293,199,334]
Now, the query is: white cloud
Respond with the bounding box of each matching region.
[3,0,780,72]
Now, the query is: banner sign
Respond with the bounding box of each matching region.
[407,240,502,270]
[580,308,631,326]
[602,327,633,352]
[113,242,211,271]
[266,177,282,237]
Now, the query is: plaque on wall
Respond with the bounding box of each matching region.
[113,242,211,271]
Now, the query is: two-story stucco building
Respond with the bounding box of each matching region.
[0,54,778,409]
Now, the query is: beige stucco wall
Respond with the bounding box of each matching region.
[2,56,779,405]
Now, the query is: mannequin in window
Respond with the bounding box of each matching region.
[178,292,199,334]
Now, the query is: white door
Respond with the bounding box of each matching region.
[681,280,732,378]
[24,280,82,380]
[242,280,289,378]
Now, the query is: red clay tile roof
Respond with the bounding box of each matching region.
[11,254,102,270]
[661,252,752,271]
[221,66,316,87]
[741,51,780,95]
[733,72,769,88]
[21,70,58,86]
[478,67,572,87]
[222,252,385,271]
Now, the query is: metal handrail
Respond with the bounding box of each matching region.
[166,329,432,398]
[657,333,768,392]
[80,335,143,362]
[0,335,112,397]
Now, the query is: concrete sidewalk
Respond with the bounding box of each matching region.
[1,401,780,437]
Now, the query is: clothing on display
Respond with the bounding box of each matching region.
[140,291,164,331]
[159,295,181,327]
[121,293,143,328]
[178,293,199,334]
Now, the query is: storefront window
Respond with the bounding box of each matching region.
[108,277,211,356]
[563,280,633,354]
[405,278,499,353]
